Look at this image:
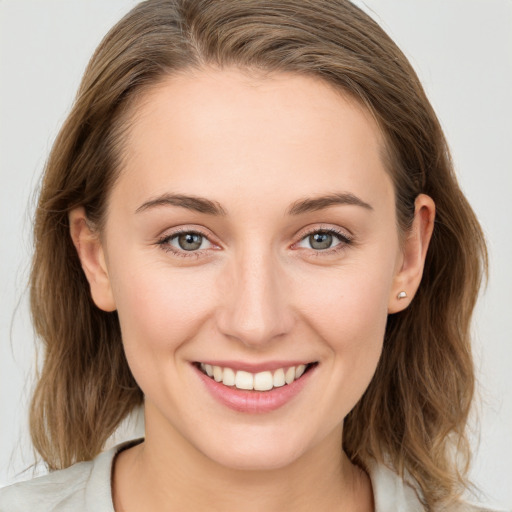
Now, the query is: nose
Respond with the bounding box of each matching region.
[215,247,294,348]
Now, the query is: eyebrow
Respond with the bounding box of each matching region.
[286,192,373,215]
[135,194,227,216]
[135,191,372,216]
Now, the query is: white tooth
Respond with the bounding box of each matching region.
[204,364,213,377]
[295,364,306,379]
[223,367,235,386]
[254,371,273,391]
[273,368,285,387]
[285,366,296,385]
[235,370,254,390]
[213,365,223,382]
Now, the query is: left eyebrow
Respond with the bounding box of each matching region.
[286,192,373,215]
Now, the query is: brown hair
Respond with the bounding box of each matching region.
[29,0,487,508]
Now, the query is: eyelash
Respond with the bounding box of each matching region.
[156,228,214,258]
[156,227,353,258]
[294,227,353,256]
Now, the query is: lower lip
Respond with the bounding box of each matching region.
[194,365,315,414]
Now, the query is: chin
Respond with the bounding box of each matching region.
[207,448,304,472]
[194,427,315,472]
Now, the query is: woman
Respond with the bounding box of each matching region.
[0,0,495,510]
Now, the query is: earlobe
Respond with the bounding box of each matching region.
[388,194,435,314]
[69,207,116,312]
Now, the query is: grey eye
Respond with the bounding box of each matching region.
[308,232,333,250]
[176,233,205,251]
[296,230,347,252]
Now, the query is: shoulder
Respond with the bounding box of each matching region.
[449,504,509,512]
[0,440,142,512]
[368,461,425,512]
[368,461,509,512]
[454,505,510,512]
[0,460,95,512]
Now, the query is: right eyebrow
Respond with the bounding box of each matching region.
[135,194,227,216]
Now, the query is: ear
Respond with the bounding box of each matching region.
[388,194,435,313]
[69,207,116,312]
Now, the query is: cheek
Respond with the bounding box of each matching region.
[296,258,393,342]
[109,261,217,367]
[293,257,395,403]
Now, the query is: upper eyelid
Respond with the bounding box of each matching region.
[290,226,354,254]
[156,227,219,254]
[157,229,218,258]
[294,224,353,241]
[159,226,217,242]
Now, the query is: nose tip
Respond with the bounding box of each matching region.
[215,255,293,348]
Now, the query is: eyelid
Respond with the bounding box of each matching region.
[294,224,353,243]
[156,226,221,257]
[291,225,354,253]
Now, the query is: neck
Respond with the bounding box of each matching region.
[113,410,373,512]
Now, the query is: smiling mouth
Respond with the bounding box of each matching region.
[196,362,317,392]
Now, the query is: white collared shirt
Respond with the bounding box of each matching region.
[0,440,504,512]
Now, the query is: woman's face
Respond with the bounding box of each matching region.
[93,68,409,470]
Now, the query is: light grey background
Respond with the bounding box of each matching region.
[1,0,511,507]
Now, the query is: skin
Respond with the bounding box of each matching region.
[70,68,435,511]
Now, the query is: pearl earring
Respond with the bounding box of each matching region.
[397,291,407,300]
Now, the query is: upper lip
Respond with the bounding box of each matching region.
[194,360,316,373]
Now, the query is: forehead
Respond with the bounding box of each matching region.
[111,67,393,216]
